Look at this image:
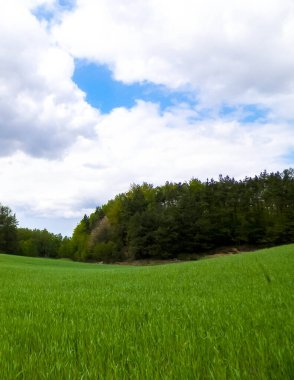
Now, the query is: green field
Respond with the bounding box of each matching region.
[0,246,293,379]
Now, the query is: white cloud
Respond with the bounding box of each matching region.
[53,0,294,116]
[0,1,99,157]
[1,101,293,234]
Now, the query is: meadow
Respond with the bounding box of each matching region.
[0,245,293,379]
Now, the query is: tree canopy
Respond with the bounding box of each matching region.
[69,169,294,262]
[1,168,294,261]
[0,204,18,253]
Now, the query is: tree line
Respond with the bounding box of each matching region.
[1,169,294,261]
[70,168,294,261]
[0,205,65,258]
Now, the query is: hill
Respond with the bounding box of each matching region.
[1,168,294,262]
[0,245,293,379]
[70,169,294,262]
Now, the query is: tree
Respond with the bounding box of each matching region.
[0,204,18,253]
[70,215,91,260]
[71,168,294,262]
[17,228,63,258]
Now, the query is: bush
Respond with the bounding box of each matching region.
[91,241,119,262]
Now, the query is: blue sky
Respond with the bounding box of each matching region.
[33,0,280,129]
[0,0,293,236]
[33,2,272,124]
[33,0,75,20]
[73,60,196,114]
[73,60,270,125]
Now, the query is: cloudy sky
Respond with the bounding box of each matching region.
[1,0,294,236]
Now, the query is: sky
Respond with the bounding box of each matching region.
[0,0,294,236]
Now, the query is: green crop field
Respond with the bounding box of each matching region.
[0,246,293,379]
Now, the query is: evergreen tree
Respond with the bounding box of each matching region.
[0,204,18,253]
[56,168,294,262]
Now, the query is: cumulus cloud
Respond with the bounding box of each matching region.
[53,0,294,117]
[1,100,293,234]
[0,1,99,157]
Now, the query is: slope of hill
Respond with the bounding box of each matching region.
[0,245,293,379]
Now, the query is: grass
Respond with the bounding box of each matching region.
[0,245,293,379]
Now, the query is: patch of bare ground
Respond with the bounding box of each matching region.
[113,246,258,266]
[196,246,257,261]
[115,258,183,266]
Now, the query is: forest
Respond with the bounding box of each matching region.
[1,169,294,261]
